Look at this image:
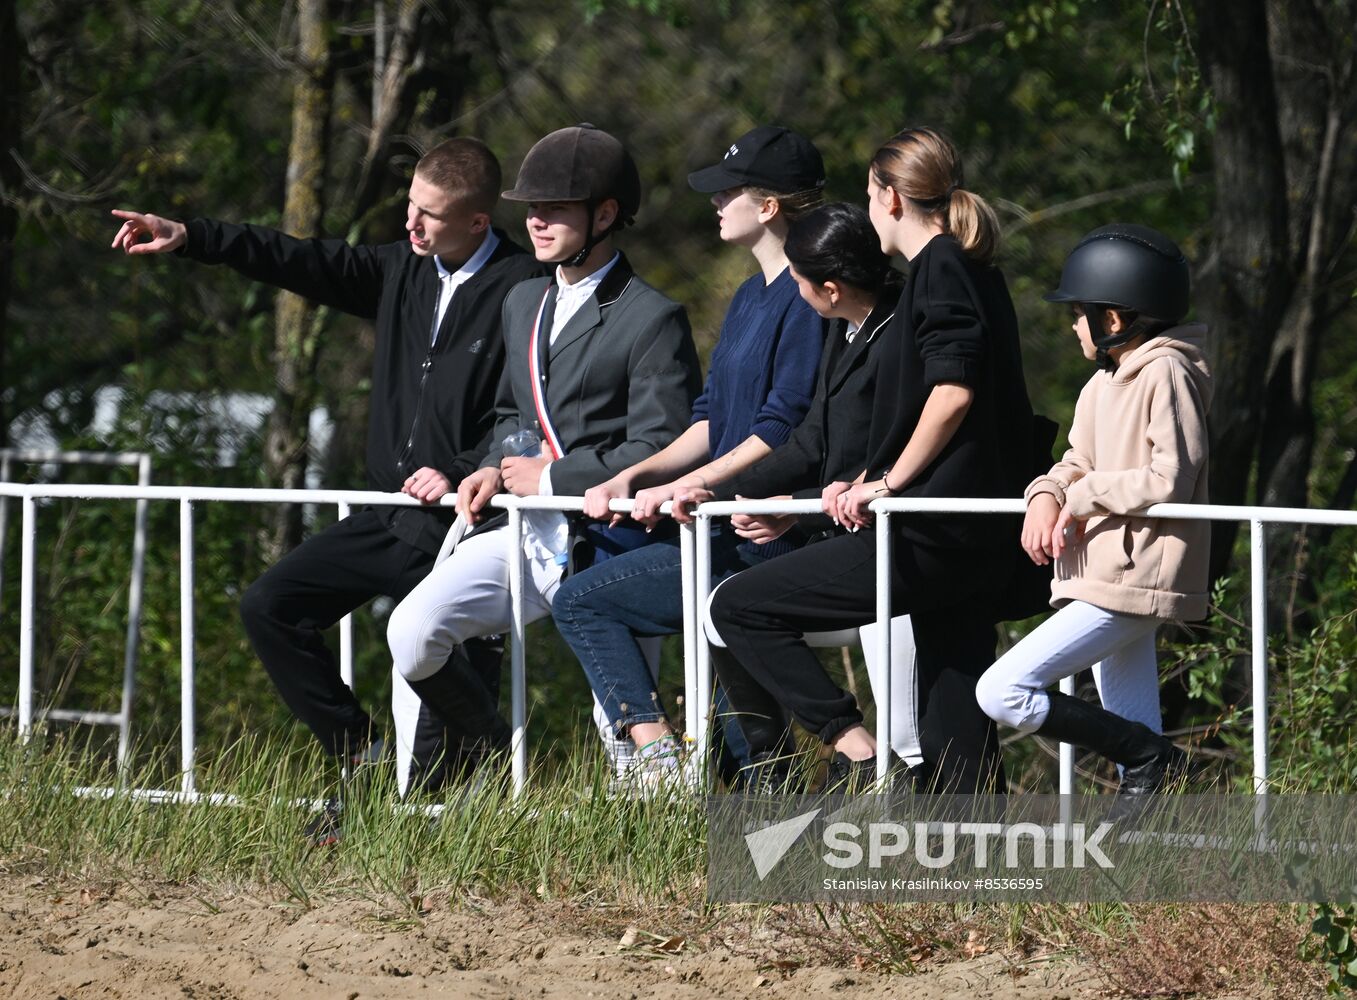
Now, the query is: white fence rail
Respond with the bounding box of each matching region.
[0,450,152,770]
[4,480,1356,799]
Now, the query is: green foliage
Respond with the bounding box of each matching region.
[1302,903,1357,995]
[583,0,724,25]
[1099,0,1215,186]
[1161,567,1357,793]
[0,385,291,751]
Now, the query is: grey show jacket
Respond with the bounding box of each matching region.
[481,252,702,494]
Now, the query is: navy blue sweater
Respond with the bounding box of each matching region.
[690,266,825,558]
[690,267,824,458]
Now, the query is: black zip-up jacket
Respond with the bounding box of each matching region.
[716,274,904,538]
[181,220,546,554]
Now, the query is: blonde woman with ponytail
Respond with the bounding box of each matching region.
[710,127,1036,794]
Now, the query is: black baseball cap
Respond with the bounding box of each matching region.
[687,126,826,194]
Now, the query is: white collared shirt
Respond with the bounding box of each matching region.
[431,229,500,343]
[549,251,620,343]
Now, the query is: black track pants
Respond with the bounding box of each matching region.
[239,509,501,777]
[910,609,1006,793]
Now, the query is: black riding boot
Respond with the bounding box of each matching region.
[1037,692,1184,799]
[407,662,512,757]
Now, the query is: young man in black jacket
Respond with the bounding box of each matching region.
[111,138,546,818]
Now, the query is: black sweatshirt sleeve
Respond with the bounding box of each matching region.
[181,218,386,320]
[913,245,987,389]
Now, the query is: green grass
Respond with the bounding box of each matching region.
[0,727,1339,997]
[0,727,707,910]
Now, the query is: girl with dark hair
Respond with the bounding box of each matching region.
[700,202,929,789]
[550,126,827,792]
[709,127,1035,792]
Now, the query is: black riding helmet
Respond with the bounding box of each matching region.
[1046,224,1189,368]
[502,123,641,267]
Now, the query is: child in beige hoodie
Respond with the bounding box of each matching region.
[976,224,1211,804]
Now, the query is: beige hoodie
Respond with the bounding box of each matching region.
[1025,324,1213,620]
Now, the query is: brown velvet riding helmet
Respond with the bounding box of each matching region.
[502,123,641,226]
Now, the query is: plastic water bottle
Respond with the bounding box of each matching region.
[503,427,542,458]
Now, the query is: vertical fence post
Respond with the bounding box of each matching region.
[179,499,197,796]
[507,507,527,798]
[18,494,36,741]
[874,514,893,786]
[336,501,354,691]
[694,515,713,786]
[118,455,152,773]
[1058,675,1076,795]
[679,519,698,760]
[0,454,12,606]
[1251,519,1269,797]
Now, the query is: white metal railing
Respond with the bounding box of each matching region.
[5,480,1356,800]
[0,450,152,770]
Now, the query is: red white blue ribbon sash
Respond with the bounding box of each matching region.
[527,285,566,461]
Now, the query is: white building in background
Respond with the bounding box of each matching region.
[8,387,334,487]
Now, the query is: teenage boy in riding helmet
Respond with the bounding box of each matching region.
[384,125,702,762]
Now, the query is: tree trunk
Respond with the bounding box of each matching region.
[350,0,426,229]
[1192,0,1357,639]
[321,1,470,498]
[1255,1,1357,514]
[1194,0,1292,579]
[0,0,21,437]
[263,0,334,560]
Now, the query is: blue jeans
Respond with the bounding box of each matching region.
[551,528,764,765]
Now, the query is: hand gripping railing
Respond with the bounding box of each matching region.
[857,495,1357,797]
[6,480,1356,801]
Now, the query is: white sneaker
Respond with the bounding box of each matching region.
[612,735,686,799]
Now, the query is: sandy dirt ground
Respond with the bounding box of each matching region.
[0,876,1115,1000]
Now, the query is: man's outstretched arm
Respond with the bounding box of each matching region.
[109,209,385,319]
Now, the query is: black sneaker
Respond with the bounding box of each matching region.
[735,750,796,796]
[821,752,877,795]
[303,797,343,848]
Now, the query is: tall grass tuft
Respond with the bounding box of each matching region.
[0,726,707,909]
